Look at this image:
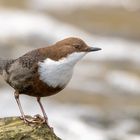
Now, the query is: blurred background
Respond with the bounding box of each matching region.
[0,0,140,140]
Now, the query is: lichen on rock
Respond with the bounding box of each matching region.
[0,116,62,140]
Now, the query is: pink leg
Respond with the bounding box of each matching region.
[14,92,33,124]
[37,97,49,125]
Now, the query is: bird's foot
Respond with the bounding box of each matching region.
[19,115,37,125]
[20,115,44,125]
[19,115,53,130]
[33,114,45,123]
[34,114,53,130]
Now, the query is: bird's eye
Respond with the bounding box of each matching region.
[73,44,81,49]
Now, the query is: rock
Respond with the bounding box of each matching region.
[0,116,61,140]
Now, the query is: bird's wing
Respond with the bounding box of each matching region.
[18,49,46,69]
[6,49,46,92]
[0,58,15,75]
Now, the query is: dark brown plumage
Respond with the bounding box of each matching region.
[0,37,101,125]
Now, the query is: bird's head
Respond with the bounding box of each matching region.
[45,37,101,64]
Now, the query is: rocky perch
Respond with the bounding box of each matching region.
[0,116,61,140]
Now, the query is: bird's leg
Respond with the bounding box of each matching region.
[14,92,33,124]
[14,92,26,121]
[36,97,49,125]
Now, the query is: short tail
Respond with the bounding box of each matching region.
[0,58,14,75]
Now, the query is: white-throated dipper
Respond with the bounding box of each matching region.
[0,37,101,125]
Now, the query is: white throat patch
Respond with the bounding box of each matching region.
[38,52,86,88]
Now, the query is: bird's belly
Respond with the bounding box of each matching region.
[19,79,64,97]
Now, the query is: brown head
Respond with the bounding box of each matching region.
[41,37,101,61]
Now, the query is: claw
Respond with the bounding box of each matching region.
[34,114,52,130]
[19,115,35,124]
[34,114,44,120]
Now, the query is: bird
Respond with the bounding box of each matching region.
[0,37,101,126]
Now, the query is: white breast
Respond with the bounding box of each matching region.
[38,52,86,88]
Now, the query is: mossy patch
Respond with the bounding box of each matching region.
[0,116,61,140]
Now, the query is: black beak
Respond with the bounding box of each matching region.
[87,47,101,52]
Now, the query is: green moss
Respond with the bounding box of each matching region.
[0,116,61,140]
